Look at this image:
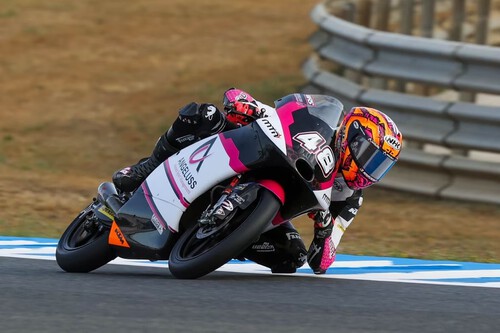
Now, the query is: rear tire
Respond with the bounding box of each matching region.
[168,188,281,279]
[56,203,117,273]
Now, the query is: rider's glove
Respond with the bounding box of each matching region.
[226,99,262,126]
[307,210,336,275]
[223,88,263,126]
[234,100,262,117]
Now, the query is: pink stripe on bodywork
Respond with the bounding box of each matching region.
[258,179,285,226]
[318,178,335,190]
[164,160,190,208]
[141,182,168,229]
[219,134,249,173]
[257,179,285,205]
[276,101,303,147]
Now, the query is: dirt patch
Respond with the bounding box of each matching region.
[1,0,499,262]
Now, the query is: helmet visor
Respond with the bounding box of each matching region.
[348,121,396,181]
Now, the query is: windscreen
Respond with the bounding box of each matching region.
[304,95,345,130]
[274,94,345,130]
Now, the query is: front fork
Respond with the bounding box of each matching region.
[198,176,286,234]
[218,176,286,206]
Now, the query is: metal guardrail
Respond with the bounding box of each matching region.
[303,2,500,204]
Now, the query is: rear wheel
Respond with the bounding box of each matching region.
[56,203,116,273]
[168,188,281,279]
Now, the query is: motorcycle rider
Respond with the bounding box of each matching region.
[112,88,403,274]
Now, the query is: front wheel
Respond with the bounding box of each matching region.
[168,188,281,279]
[56,202,117,273]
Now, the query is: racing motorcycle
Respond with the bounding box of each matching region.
[56,94,344,279]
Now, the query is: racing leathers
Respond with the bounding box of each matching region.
[112,88,362,274]
[306,179,362,274]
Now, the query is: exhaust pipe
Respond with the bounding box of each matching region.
[97,182,124,214]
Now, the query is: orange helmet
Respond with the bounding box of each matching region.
[336,107,403,190]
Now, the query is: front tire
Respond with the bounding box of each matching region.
[56,203,117,273]
[168,188,281,279]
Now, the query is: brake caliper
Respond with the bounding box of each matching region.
[197,182,261,238]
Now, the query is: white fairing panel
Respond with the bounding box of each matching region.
[255,116,287,156]
[144,135,238,232]
[313,187,334,211]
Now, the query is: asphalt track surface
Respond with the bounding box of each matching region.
[1,257,499,333]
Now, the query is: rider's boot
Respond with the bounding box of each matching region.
[112,133,178,193]
[239,221,307,273]
[112,102,229,193]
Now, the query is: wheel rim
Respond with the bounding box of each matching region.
[66,211,106,249]
[178,201,256,259]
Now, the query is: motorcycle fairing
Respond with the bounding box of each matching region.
[215,94,344,217]
[112,185,177,259]
[111,128,265,258]
[142,134,250,233]
[112,93,345,256]
[273,94,342,211]
[256,94,344,212]
[254,116,287,156]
